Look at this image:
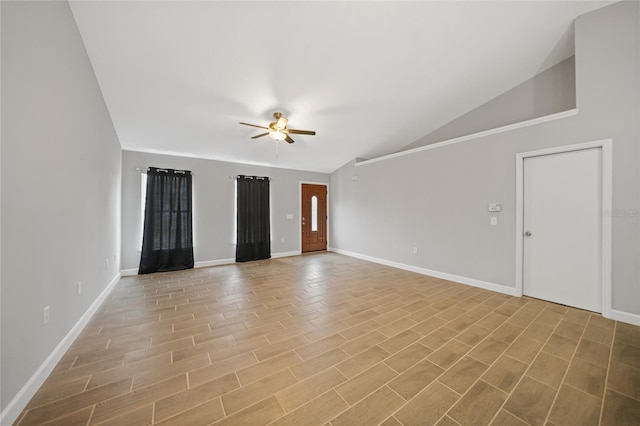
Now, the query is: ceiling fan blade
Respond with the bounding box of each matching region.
[251,132,269,139]
[285,135,295,144]
[287,128,316,135]
[239,122,269,130]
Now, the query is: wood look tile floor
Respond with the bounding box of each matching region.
[16,252,640,425]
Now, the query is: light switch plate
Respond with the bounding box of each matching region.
[286,213,293,219]
[490,217,498,225]
[488,203,502,212]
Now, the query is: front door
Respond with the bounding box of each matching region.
[523,148,602,312]
[301,184,327,252]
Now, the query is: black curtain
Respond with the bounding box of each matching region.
[139,167,194,274]
[236,175,271,262]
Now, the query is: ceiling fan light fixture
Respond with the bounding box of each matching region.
[269,130,287,141]
[276,116,288,129]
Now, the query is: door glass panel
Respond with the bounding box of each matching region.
[311,195,318,232]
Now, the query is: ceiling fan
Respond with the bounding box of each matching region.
[239,112,316,144]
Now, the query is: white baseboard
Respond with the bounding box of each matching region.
[122,252,302,276]
[121,259,236,275]
[0,272,122,426]
[120,268,138,276]
[194,258,235,268]
[610,309,640,326]
[272,251,301,259]
[328,247,518,297]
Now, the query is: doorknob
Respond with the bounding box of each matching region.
[524,231,532,237]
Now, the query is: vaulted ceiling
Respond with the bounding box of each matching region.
[69,1,615,173]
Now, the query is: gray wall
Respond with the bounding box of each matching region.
[1,0,122,414]
[121,151,329,271]
[330,1,639,315]
[402,56,576,151]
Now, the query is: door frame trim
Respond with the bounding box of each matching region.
[515,139,612,317]
[299,181,329,253]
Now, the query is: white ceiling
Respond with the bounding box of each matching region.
[69,1,615,174]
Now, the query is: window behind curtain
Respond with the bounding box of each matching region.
[140,172,147,249]
[236,175,271,262]
[139,167,194,274]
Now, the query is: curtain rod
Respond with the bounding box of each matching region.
[229,175,272,180]
[136,167,195,175]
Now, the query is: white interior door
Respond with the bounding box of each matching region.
[523,148,602,312]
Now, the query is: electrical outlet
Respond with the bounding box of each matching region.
[413,247,418,254]
[43,306,50,325]
[280,237,285,243]
[77,282,82,295]
[491,217,498,225]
